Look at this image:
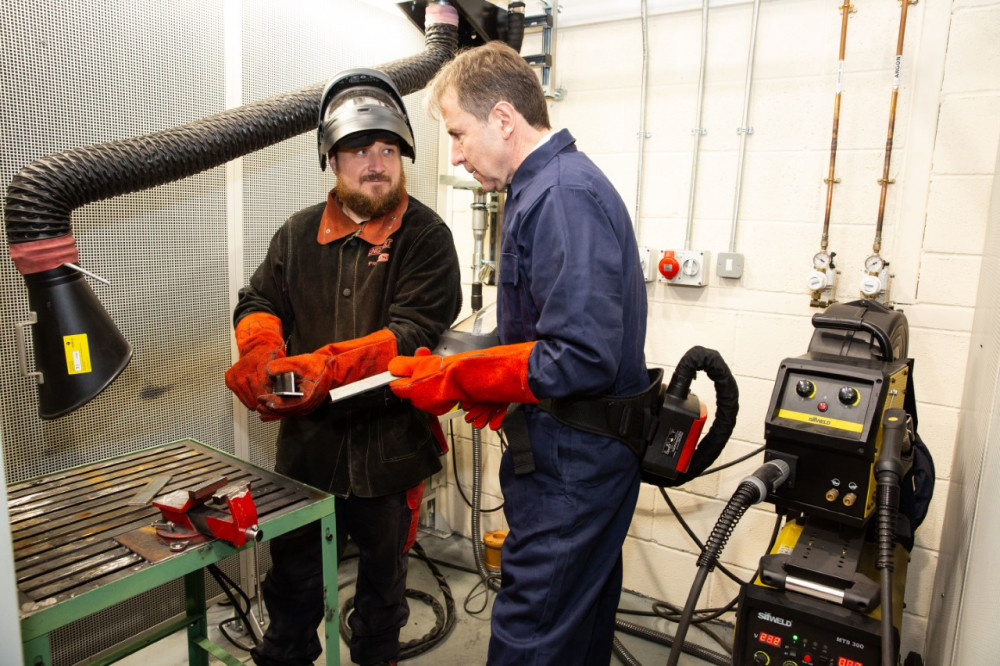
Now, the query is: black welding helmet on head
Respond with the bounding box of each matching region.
[318,67,416,170]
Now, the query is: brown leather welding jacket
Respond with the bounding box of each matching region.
[234,192,463,498]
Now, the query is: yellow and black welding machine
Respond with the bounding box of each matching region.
[733,300,934,666]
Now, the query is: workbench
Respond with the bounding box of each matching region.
[9,439,339,665]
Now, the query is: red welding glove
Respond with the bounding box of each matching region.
[260,329,397,415]
[388,342,538,418]
[462,402,510,431]
[225,312,286,420]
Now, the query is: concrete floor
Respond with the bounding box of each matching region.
[117,531,730,666]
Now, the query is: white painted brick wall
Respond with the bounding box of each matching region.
[433,0,1000,660]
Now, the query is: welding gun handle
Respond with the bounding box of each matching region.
[876,408,912,481]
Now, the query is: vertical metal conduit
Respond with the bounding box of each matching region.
[727,0,762,254]
[633,0,650,235]
[684,0,710,251]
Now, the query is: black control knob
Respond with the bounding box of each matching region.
[795,379,815,398]
[753,652,770,665]
[838,386,859,405]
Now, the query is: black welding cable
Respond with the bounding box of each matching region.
[615,597,735,657]
[207,563,259,651]
[612,635,642,666]
[874,409,912,666]
[666,460,790,666]
[702,445,765,475]
[339,540,457,659]
[660,487,745,587]
[649,599,735,654]
[613,618,729,666]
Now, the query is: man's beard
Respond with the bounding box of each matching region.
[335,171,407,219]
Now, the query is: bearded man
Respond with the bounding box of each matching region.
[224,68,462,666]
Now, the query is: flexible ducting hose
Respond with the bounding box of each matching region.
[506,1,526,53]
[646,346,739,487]
[4,13,459,257]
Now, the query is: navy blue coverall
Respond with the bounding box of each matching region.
[489,128,649,665]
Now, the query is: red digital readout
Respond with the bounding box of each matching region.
[758,632,782,647]
[837,658,863,666]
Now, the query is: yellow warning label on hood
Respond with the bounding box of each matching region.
[64,334,93,375]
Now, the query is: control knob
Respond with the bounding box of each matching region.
[838,386,859,406]
[795,379,816,399]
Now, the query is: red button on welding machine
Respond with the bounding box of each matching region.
[817,402,828,412]
[803,655,812,663]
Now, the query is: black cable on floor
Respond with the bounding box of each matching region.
[207,563,259,652]
[612,452,783,664]
[339,540,457,659]
[613,617,730,666]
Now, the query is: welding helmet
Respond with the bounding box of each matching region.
[317,67,416,170]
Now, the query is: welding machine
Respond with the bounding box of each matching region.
[733,300,927,666]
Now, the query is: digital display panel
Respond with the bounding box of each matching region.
[837,658,862,666]
[758,632,782,647]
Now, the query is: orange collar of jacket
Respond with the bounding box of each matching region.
[317,190,408,245]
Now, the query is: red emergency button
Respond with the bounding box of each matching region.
[803,655,812,663]
[817,402,828,412]
[659,251,680,280]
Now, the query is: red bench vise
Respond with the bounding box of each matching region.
[152,477,262,549]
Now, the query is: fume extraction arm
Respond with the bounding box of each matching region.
[4,3,461,420]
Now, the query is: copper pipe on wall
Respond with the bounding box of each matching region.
[873,0,914,254]
[821,1,854,253]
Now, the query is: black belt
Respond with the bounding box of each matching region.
[503,369,664,475]
[539,368,664,457]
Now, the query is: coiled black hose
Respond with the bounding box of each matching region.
[5,20,458,245]
[339,540,457,660]
[645,345,739,487]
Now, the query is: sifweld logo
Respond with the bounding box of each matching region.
[757,611,792,627]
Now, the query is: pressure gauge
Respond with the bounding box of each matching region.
[864,254,886,274]
[813,251,833,271]
[682,258,700,278]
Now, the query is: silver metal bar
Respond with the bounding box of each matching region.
[126,475,172,506]
[327,370,395,404]
[64,261,111,286]
[785,574,847,605]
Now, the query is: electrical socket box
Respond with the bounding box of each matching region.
[717,252,744,279]
[657,249,711,287]
[638,246,657,283]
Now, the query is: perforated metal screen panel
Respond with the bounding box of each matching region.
[1,0,440,662]
[1,0,231,482]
